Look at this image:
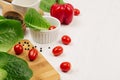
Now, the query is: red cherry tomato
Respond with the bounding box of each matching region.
[60,62,71,72]
[28,48,38,61]
[52,46,63,56]
[49,25,56,30]
[74,8,80,16]
[14,44,23,55]
[61,35,71,45]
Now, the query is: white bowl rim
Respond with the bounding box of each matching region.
[12,0,40,8]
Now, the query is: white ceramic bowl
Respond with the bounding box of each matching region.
[30,16,60,44]
[12,0,40,13]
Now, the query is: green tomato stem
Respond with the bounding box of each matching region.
[56,0,64,4]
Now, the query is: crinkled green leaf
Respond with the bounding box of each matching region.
[39,0,64,12]
[0,52,33,80]
[0,18,24,52]
[0,68,7,80]
[0,16,5,20]
[25,8,50,30]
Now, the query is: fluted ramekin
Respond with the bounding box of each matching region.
[30,16,60,44]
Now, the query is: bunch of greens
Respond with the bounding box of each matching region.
[0,16,5,19]
[24,8,51,30]
[39,0,64,12]
[0,16,24,52]
[0,52,33,80]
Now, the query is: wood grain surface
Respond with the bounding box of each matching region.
[3,0,12,3]
[8,39,60,80]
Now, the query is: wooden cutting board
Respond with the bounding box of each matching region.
[8,39,60,80]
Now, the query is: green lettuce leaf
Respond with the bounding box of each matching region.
[39,0,64,12]
[40,0,56,12]
[0,52,33,80]
[0,68,7,80]
[0,16,5,20]
[0,18,24,52]
[25,8,51,30]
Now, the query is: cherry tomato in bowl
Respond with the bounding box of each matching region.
[74,8,80,16]
[14,44,23,55]
[52,46,63,56]
[60,62,71,72]
[49,25,56,30]
[61,35,71,45]
[28,48,38,61]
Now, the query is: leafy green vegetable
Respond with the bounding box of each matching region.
[0,68,7,80]
[39,0,64,12]
[0,17,24,52]
[0,16,5,20]
[25,8,51,30]
[40,0,56,12]
[0,52,33,80]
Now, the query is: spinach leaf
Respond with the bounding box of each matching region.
[0,52,33,80]
[0,18,24,52]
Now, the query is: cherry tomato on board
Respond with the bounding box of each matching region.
[60,62,71,72]
[49,25,56,30]
[61,35,71,45]
[28,48,38,61]
[52,46,63,56]
[74,8,80,16]
[14,44,23,55]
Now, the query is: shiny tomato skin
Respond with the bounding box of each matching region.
[60,62,71,72]
[74,8,80,16]
[61,35,71,45]
[49,26,56,30]
[14,44,23,55]
[50,3,74,25]
[28,48,38,61]
[52,46,63,56]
